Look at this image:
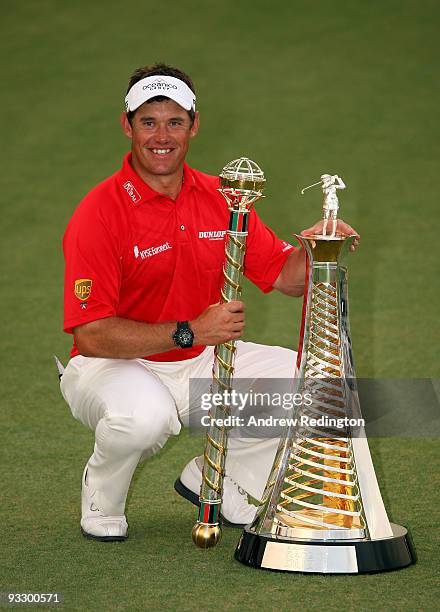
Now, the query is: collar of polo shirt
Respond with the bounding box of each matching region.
[124,75,196,113]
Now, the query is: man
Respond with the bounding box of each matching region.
[61,63,359,541]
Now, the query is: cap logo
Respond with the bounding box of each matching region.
[142,79,178,92]
[74,279,92,301]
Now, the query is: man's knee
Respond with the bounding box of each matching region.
[95,372,181,456]
[97,407,180,457]
[235,341,297,378]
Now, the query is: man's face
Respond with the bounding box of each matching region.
[121,99,199,179]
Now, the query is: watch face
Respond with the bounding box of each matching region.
[174,324,194,348]
[180,330,193,346]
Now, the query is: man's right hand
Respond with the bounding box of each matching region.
[191,301,245,346]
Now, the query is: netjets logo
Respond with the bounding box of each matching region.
[198,230,227,241]
[143,79,178,92]
[134,242,172,260]
[123,181,141,204]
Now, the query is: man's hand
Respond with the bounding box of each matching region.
[301,219,360,252]
[191,301,245,346]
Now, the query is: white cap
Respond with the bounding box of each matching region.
[125,75,196,113]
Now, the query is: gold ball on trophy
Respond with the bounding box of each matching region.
[191,523,222,549]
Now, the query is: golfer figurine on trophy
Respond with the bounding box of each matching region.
[301,174,346,238]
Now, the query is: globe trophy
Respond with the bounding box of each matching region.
[191,157,265,548]
[234,174,414,572]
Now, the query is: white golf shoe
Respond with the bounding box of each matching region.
[174,457,257,527]
[80,466,128,541]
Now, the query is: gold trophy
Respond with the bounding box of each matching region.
[234,174,414,572]
[192,157,265,548]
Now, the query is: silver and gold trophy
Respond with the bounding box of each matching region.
[192,157,265,549]
[235,174,414,573]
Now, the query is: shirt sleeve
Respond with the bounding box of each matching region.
[63,200,122,334]
[244,208,295,293]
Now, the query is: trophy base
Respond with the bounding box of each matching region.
[235,523,414,574]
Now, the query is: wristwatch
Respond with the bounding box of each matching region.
[172,321,194,349]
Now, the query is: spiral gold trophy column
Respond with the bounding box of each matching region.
[234,174,414,573]
[192,157,265,549]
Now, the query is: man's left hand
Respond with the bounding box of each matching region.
[301,219,360,252]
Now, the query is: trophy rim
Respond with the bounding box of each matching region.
[295,233,357,242]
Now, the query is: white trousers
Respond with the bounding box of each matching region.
[60,341,297,516]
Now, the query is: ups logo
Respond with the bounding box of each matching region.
[74,279,92,301]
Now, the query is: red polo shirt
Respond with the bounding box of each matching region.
[63,153,294,361]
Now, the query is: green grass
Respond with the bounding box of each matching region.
[1,422,438,611]
[1,1,439,610]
